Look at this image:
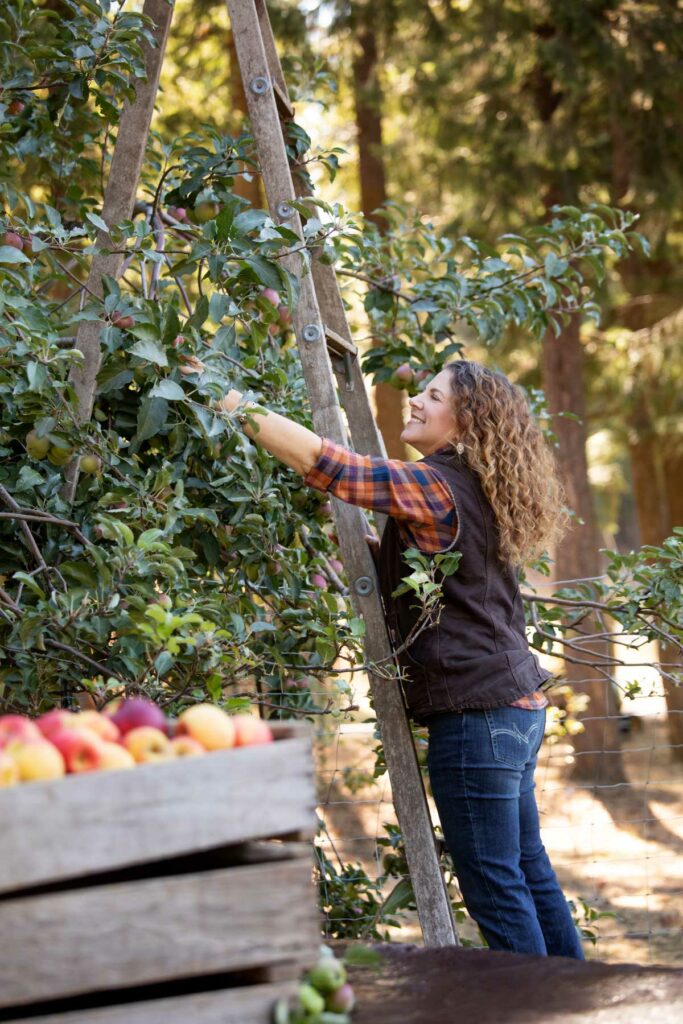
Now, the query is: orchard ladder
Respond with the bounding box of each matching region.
[226,0,458,946]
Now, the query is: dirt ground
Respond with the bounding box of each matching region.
[315,705,683,967]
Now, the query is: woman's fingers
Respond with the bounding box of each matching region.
[179,355,206,375]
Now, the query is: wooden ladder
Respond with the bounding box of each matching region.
[226,0,457,946]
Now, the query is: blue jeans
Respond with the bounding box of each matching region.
[426,706,584,958]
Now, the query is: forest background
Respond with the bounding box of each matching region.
[0,0,681,953]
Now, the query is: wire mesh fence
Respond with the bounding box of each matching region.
[309,634,682,967]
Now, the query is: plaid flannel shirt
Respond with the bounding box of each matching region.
[304,438,547,710]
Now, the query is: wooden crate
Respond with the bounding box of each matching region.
[0,721,320,1023]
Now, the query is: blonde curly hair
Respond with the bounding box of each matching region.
[444,360,568,567]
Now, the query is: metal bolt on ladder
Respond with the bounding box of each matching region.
[226,0,458,947]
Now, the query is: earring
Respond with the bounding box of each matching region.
[456,442,465,455]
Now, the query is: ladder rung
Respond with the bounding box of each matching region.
[325,326,357,359]
[273,80,294,119]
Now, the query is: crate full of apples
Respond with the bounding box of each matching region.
[0,698,274,785]
[0,701,319,1024]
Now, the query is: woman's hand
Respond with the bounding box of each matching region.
[178,357,243,413]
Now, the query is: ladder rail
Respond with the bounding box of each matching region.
[225,0,458,948]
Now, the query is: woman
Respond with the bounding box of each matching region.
[209,358,583,959]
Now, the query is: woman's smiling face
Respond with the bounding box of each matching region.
[400,368,459,456]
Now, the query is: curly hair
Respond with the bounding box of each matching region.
[444,360,568,567]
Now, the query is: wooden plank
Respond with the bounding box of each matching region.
[63,0,174,503]
[0,726,315,895]
[1,982,296,1024]
[225,1,457,947]
[0,861,319,1008]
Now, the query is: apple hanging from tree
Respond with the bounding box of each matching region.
[390,363,414,390]
[25,429,50,460]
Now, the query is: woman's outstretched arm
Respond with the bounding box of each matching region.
[216,386,323,476]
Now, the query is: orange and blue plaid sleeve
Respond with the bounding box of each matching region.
[303,438,457,553]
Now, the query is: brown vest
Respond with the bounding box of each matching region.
[377,447,551,721]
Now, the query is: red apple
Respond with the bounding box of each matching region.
[232,714,273,747]
[124,726,173,763]
[325,983,356,1014]
[36,708,78,739]
[2,231,24,251]
[0,715,41,749]
[176,704,236,751]
[277,305,291,327]
[111,311,135,330]
[7,99,25,116]
[172,334,185,348]
[311,573,328,589]
[50,728,104,772]
[107,697,169,737]
[260,287,280,307]
[415,368,431,383]
[10,740,65,782]
[167,206,187,222]
[328,558,344,575]
[390,363,414,390]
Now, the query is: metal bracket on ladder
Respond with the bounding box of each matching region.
[225,0,458,947]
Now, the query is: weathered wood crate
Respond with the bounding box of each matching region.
[0,721,320,1023]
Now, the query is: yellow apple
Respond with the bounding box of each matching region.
[11,740,66,781]
[176,703,236,751]
[0,751,19,786]
[76,710,120,743]
[170,735,206,757]
[124,726,173,763]
[232,714,273,747]
[98,741,135,771]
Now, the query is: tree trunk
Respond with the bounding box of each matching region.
[351,15,406,459]
[628,392,668,547]
[541,317,626,784]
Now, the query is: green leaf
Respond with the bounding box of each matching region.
[149,379,186,401]
[135,396,169,443]
[0,246,30,264]
[130,339,168,366]
[86,212,111,234]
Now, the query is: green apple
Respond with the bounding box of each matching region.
[25,429,50,460]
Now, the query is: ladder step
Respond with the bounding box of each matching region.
[325,326,357,359]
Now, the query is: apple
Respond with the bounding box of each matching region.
[98,741,135,771]
[319,500,332,518]
[307,958,347,993]
[124,726,173,763]
[76,710,120,743]
[260,287,280,307]
[50,728,104,772]
[2,231,24,251]
[107,696,169,737]
[11,739,66,781]
[79,454,102,476]
[176,703,236,751]
[47,444,73,467]
[297,984,324,1017]
[7,99,26,116]
[193,200,220,223]
[310,573,328,589]
[172,334,185,348]
[0,714,42,749]
[111,311,135,330]
[277,305,291,327]
[25,428,50,460]
[167,206,187,222]
[0,751,19,787]
[36,708,78,738]
[328,558,344,575]
[415,368,431,383]
[325,983,356,1013]
[390,362,414,390]
[232,715,273,747]
[170,735,205,757]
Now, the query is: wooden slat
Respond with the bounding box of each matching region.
[0,725,315,895]
[0,861,319,1008]
[325,325,357,358]
[1,981,296,1024]
[225,0,458,948]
